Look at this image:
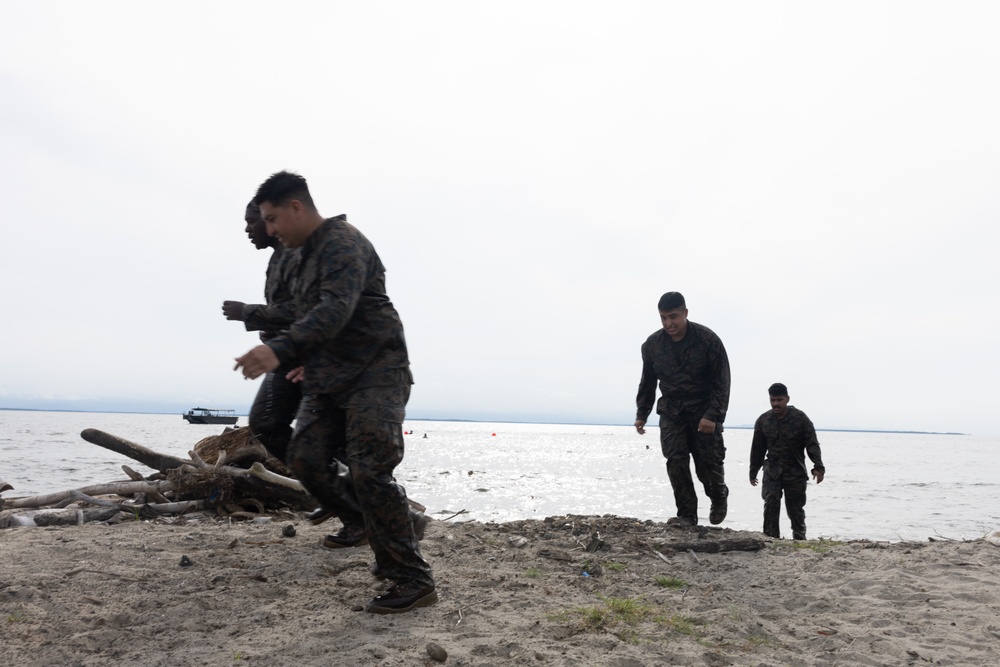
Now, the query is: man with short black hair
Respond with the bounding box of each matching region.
[750,383,826,540]
[234,171,435,614]
[635,292,731,527]
[222,202,300,464]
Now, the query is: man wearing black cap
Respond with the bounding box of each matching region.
[749,383,826,540]
[635,291,731,527]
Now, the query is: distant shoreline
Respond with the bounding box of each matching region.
[0,406,968,436]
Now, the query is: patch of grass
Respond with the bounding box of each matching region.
[604,597,651,623]
[553,596,710,645]
[6,609,28,623]
[741,632,773,650]
[655,613,704,637]
[615,628,641,644]
[654,575,686,589]
[524,567,542,578]
[577,596,653,629]
[581,605,608,627]
[606,561,627,572]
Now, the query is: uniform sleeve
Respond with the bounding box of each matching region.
[803,414,825,471]
[702,333,731,424]
[242,302,297,332]
[749,418,766,479]
[266,242,367,365]
[242,248,298,333]
[635,343,657,422]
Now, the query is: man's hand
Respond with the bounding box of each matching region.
[285,366,305,383]
[222,300,246,321]
[812,468,825,484]
[634,420,646,435]
[750,477,758,487]
[697,418,716,434]
[233,345,279,380]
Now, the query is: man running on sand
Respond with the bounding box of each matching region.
[234,171,435,614]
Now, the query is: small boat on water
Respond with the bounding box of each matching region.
[182,407,239,425]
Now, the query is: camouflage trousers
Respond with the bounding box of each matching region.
[287,370,433,587]
[761,471,807,540]
[248,367,302,465]
[658,414,728,523]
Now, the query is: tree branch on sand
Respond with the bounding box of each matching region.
[655,538,767,554]
[0,426,317,528]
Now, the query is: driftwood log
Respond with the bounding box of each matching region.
[32,507,121,527]
[0,425,433,526]
[122,465,171,503]
[80,428,192,472]
[192,427,292,477]
[239,461,426,513]
[0,427,318,526]
[3,480,174,509]
[656,538,766,554]
[177,450,315,510]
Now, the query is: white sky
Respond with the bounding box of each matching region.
[2,2,998,434]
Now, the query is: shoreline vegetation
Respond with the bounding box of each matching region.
[0,407,968,435]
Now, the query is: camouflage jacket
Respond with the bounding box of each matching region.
[636,321,730,424]
[242,245,299,336]
[265,216,410,395]
[749,406,825,481]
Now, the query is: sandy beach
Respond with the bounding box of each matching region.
[2,513,999,666]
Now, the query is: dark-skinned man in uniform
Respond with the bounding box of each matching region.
[635,291,731,527]
[750,383,826,540]
[222,202,301,465]
[234,171,435,614]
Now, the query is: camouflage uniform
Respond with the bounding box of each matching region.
[242,244,299,334]
[266,216,433,588]
[636,322,731,524]
[749,406,825,540]
[243,245,301,464]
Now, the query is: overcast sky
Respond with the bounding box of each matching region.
[2,2,998,434]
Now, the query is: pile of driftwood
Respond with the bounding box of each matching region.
[0,427,316,528]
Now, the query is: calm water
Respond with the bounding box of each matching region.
[1,410,997,542]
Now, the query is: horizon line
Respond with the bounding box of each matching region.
[0,406,968,436]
